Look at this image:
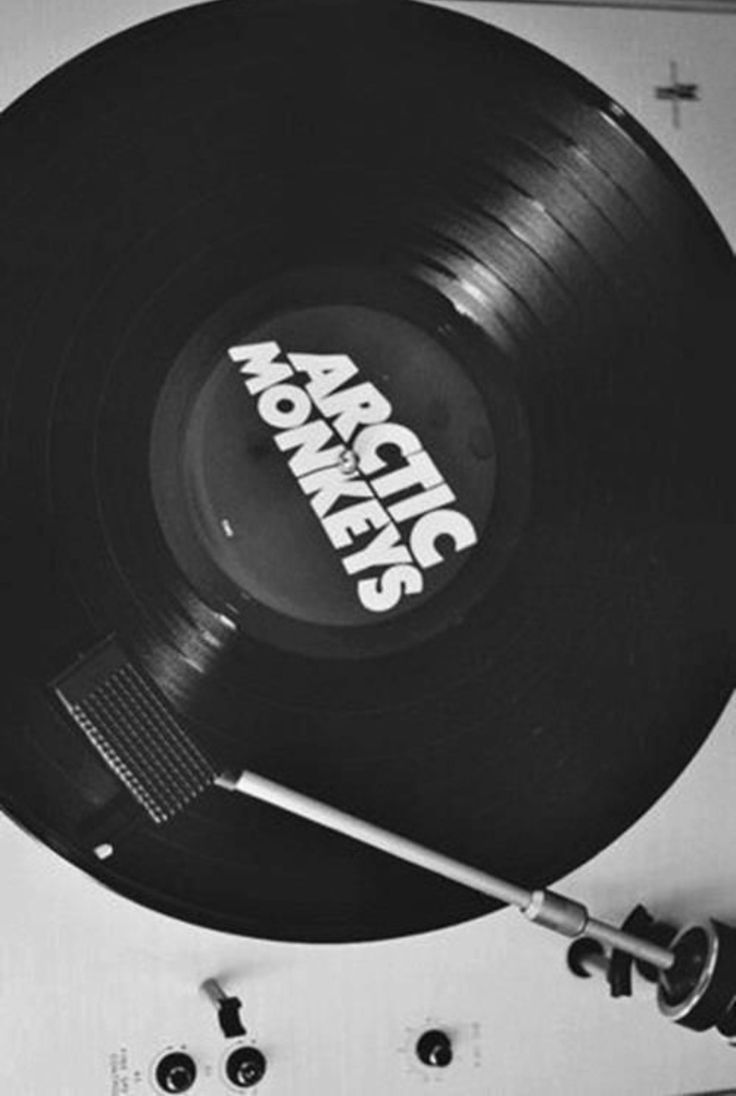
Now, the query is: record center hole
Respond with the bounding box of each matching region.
[338,448,359,477]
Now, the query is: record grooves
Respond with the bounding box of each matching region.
[0,0,734,942]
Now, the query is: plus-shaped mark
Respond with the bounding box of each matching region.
[655,61,699,129]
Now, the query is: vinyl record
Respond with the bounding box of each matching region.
[0,0,734,942]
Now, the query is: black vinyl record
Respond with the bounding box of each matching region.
[0,0,734,942]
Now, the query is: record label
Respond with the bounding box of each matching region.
[151,269,496,648]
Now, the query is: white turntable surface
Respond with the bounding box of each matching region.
[1,3,735,1094]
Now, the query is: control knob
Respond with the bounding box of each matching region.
[415,1028,453,1067]
[225,1045,268,1088]
[155,1051,197,1093]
